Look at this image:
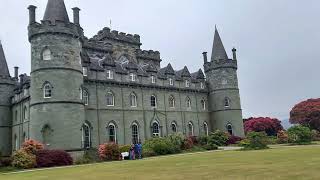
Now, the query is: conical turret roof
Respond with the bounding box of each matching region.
[211,27,228,61]
[43,0,70,23]
[0,41,10,77]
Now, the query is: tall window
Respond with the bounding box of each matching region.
[224,97,230,108]
[151,95,157,108]
[185,80,190,87]
[23,132,27,142]
[200,82,205,89]
[227,123,233,135]
[23,106,28,121]
[171,122,177,133]
[83,67,88,77]
[188,122,194,136]
[82,123,91,149]
[130,93,137,107]
[204,122,209,136]
[83,90,89,105]
[152,121,160,137]
[132,123,139,144]
[107,70,114,79]
[106,92,114,106]
[108,123,116,142]
[42,48,52,61]
[14,134,18,151]
[169,78,174,86]
[43,83,52,98]
[130,73,136,82]
[151,76,156,84]
[201,99,206,110]
[186,97,191,109]
[169,96,175,108]
[15,110,18,122]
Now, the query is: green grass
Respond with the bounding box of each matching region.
[1,145,320,180]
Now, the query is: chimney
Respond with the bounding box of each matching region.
[28,5,37,25]
[202,52,208,63]
[232,48,237,61]
[14,67,19,80]
[19,74,24,84]
[72,7,81,25]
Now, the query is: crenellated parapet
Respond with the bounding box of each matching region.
[136,49,161,61]
[91,27,141,46]
[83,38,113,53]
[204,59,237,72]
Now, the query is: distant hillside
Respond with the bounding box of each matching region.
[281,119,294,130]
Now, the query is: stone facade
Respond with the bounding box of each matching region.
[0,0,244,156]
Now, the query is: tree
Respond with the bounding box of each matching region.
[244,117,283,136]
[290,98,320,131]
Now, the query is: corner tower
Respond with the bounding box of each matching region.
[28,0,85,150]
[204,27,244,137]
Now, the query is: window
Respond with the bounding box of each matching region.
[151,76,156,84]
[171,122,177,133]
[83,67,88,77]
[14,134,18,151]
[200,82,205,89]
[23,106,28,121]
[130,93,137,107]
[132,123,139,144]
[186,97,191,109]
[82,123,91,149]
[152,121,160,137]
[204,122,209,136]
[107,70,114,79]
[23,132,28,142]
[15,110,18,122]
[169,78,174,86]
[227,123,233,135]
[23,89,28,96]
[201,99,206,110]
[188,122,194,136]
[42,48,52,61]
[83,90,89,105]
[185,80,190,87]
[106,92,114,106]
[150,95,157,108]
[43,83,52,98]
[169,96,175,108]
[108,123,116,142]
[130,73,136,82]
[224,97,230,108]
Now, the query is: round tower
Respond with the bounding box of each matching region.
[204,27,244,137]
[28,0,85,150]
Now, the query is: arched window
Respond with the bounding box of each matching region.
[83,90,89,105]
[186,97,191,109]
[108,123,117,142]
[185,80,190,87]
[14,134,18,151]
[152,121,160,137]
[130,73,136,82]
[169,78,174,86]
[106,70,114,79]
[201,99,206,110]
[106,92,114,106]
[23,106,28,121]
[130,93,137,107]
[132,123,139,144]
[204,122,209,136]
[151,95,157,108]
[224,97,230,108]
[43,83,52,98]
[151,75,156,84]
[23,132,27,142]
[227,123,233,135]
[188,122,194,136]
[169,96,175,108]
[171,122,177,133]
[42,48,52,61]
[82,123,91,149]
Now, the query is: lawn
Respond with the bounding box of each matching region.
[1,145,320,180]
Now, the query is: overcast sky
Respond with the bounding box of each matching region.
[0,0,319,120]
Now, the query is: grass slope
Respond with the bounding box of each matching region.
[1,146,320,180]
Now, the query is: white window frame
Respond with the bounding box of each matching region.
[23,106,28,121]
[130,73,136,82]
[14,134,18,151]
[130,93,137,107]
[83,90,89,105]
[132,123,139,144]
[42,48,52,61]
[151,75,156,84]
[185,80,190,87]
[108,123,117,143]
[152,121,161,137]
[204,122,209,136]
[83,67,88,77]
[201,99,206,110]
[186,97,191,109]
[107,70,114,79]
[224,97,230,108]
[106,92,115,106]
[227,123,233,135]
[82,123,91,149]
[171,122,177,133]
[188,122,194,136]
[43,83,52,99]
[169,96,175,108]
[151,95,157,108]
[200,82,204,89]
[169,78,174,86]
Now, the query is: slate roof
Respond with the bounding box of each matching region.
[0,41,10,78]
[211,26,228,61]
[43,0,70,23]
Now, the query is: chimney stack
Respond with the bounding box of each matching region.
[28,5,37,25]
[232,48,237,61]
[72,7,80,25]
[202,52,208,63]
[14,67,19,80]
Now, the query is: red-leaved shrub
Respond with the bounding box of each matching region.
[36,150,73,168]
[182,137,194,150]
[277,130,289,144]
[22,139,44,155]
[98,143,121,161]
[0,157,12,167]
[226,135,243,145]
[244,117,283,136]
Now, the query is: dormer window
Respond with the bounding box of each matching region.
[169,78,174,86]
[151,76,156,84]
[130,73,136,82]
[42,48,52,61]
[83,67,88,77]
[107,70,114,79]
[185,80,190,87]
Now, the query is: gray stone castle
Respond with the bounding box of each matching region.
[0,0,244,156]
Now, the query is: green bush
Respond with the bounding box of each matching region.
[287,126,312,144]
[143,137,176,155]
[240,132,269,150]
[168,133,184,153]
[203,144,218,150]
[311,130,320,141]
[198,135,209,146]
[75,151,94,165]
[119,145,131,153]
[12,150,36,169]
[207,130,229,147]
[267,136,278,145]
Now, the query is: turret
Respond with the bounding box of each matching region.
[0,41,15,156]
[204,27,244,137]
[28,0,85,151]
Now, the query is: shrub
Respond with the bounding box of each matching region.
[198,135,209,146]
[142,148,156,158]
[0,157,12,167]
[277,130,289,144]
[226,135,243,145]
[240,132,269,150]
[98,143,121,161]
[244,117,283,136]
[75,151,94,165]
[12,150,36,169]
[311,130,320,141]
[208,130,229,147]
[267,136,278,145]
[188,136,198,145]
[287,125,312,144]
[143,137,177,155]
[119,145,131,153]
[182,137,194,150]
[36,150,73,168]
[168,133,184,153]
[22,139,44,155]
[203,144,218,150]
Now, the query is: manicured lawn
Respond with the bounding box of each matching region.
[1,145,320,180]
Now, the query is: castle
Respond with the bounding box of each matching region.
[0,0,244,156]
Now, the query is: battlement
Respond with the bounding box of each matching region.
[136,49,161,61]
[83,38,113,53]
[204,59,237,72]
[91,27,141,46]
